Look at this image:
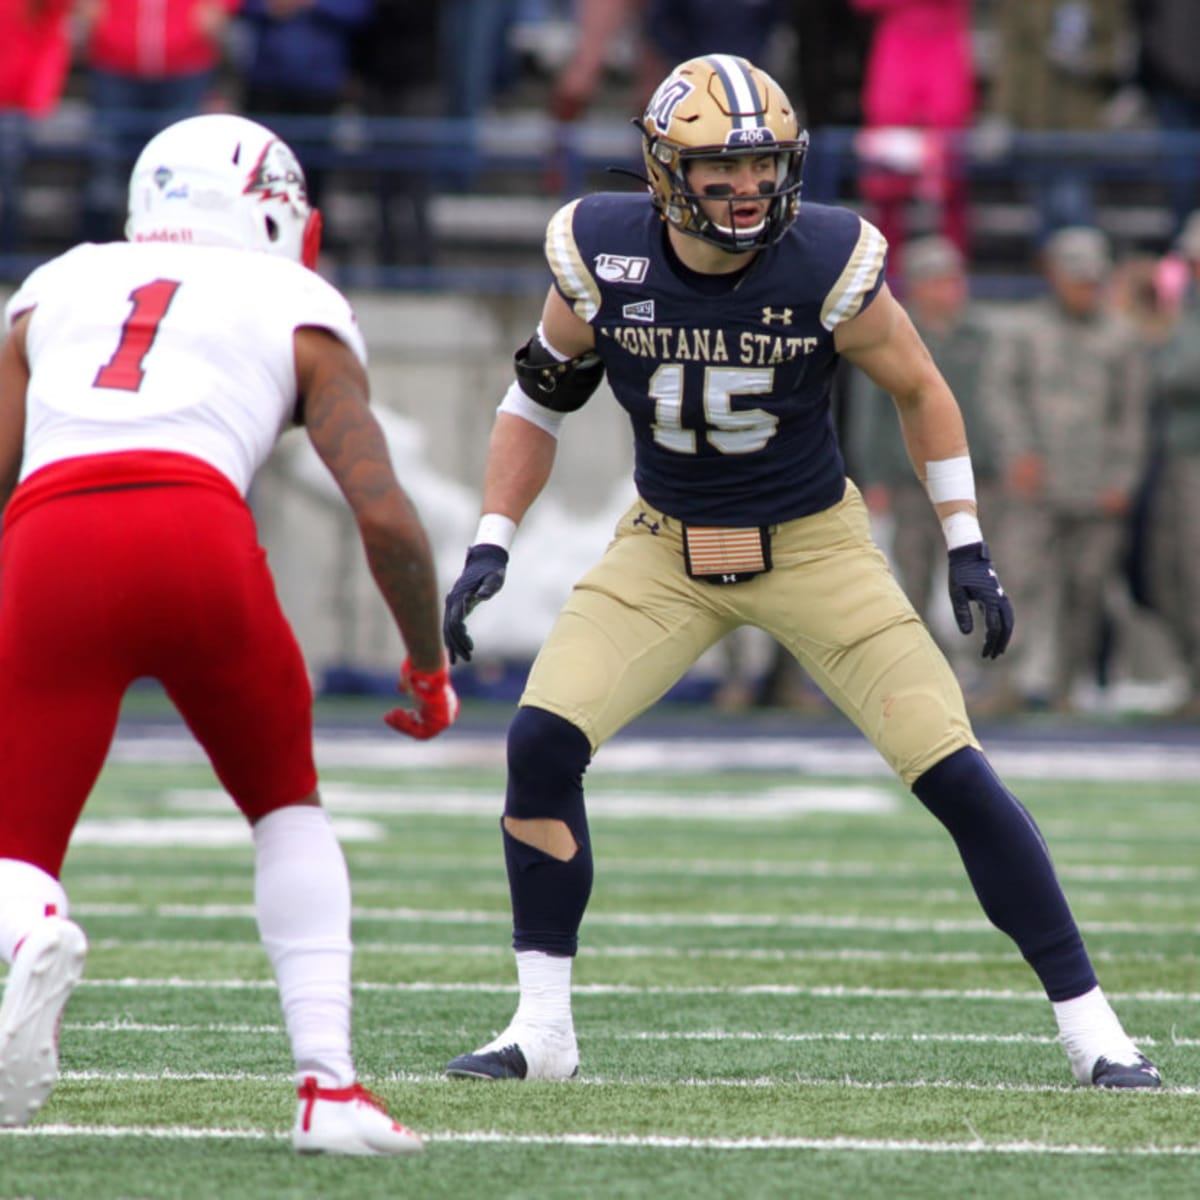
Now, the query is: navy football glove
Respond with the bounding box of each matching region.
[443,543,509,664]
[947,541,1014,660]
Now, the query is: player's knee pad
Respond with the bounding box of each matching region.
[504,705,591,845]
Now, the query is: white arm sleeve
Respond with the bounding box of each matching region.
[496,379,567,438]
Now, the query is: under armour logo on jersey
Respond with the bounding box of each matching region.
[633,512,660,534]
[596,254,649,284]
[622,299,655,322]
[761,307,794,326]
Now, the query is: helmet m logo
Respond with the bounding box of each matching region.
[646,78,693,133]
[761,307,794,326]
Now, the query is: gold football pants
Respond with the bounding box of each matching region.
[521,480,978,786]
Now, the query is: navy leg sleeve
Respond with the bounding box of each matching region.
[912,746,1097,1001]
[502,706,594,957]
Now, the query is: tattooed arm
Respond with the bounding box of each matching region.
[294,326,444,673]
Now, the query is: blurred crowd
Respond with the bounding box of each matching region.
[716,216,1200,720]
[845,218,1200,720]
[3,0,1200,719]
[1,2,1199,254]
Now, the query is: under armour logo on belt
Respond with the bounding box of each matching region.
[633,512,660,534]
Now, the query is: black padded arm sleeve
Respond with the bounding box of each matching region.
[513,334,605,413]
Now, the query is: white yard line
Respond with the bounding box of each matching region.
[156,783,899,820]
[77,937,1198,966]
[3,1123,1199,1155]
[109,728,1200,782]
[68,901,1200,936]
[66,977,1200,1002]
[67,859,1200,882]
[61,1021,1200,1049]
[39,1069,1200,1097]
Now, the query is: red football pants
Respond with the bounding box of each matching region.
[0,453,317,876]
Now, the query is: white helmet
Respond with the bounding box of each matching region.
[125,113,322,268]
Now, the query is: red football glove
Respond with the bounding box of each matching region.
[384,659,460,740]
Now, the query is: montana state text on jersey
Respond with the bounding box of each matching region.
[547,192,886,527]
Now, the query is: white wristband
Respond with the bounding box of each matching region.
[941,510,983,549]
[924,455,976,504]
[474,512,516,551]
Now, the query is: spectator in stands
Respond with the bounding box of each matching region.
[1139,211,1200,715]
[785,0,868,129]
[849,0,975,276]
[1131,0,1200,241]
[79,0,238,242]
[0,0,73,257]
[986,0,1136,243]
[350,1,439,267]
[783,0,870,205]
[982,226,1150,711]
[548,0,785,123]
[847,235,1003,692]
[439,0,523,121]
[644,0,785,72]
[239,0,372,212]
[1102,249,1187,705]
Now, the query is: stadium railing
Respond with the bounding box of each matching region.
[3,108,1200,299]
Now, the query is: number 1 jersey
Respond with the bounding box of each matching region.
[4,241,365,496]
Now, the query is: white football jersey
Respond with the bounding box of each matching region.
[5,242,367,495]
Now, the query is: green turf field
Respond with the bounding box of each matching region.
[1,707,1197,1199]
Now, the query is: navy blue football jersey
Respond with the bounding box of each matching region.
[545,192,887,526]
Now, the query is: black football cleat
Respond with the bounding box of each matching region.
[445,1023,579,1081]
[1091,1053,1162,1089]
[446,1043,530,1081]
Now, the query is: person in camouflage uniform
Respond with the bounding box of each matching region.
[984,226,1150,711]
[987,0,1136,238]
[1143,211,1200,715]
[849,235,1002,640]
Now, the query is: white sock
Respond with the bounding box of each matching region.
[1052,985,1141,1083]
[253,806,355,1088]
[0,858,70,964]
[512,950,574,1032]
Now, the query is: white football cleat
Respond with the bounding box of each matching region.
[292,1077,424,1155]
[0,916,88,1126]
[445,1021,579,1081]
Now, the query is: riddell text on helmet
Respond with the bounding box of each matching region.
[133,229,195,243]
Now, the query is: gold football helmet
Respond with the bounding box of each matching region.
[636,54,808,252]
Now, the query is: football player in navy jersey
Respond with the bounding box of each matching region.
[441,54,1160,1090]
